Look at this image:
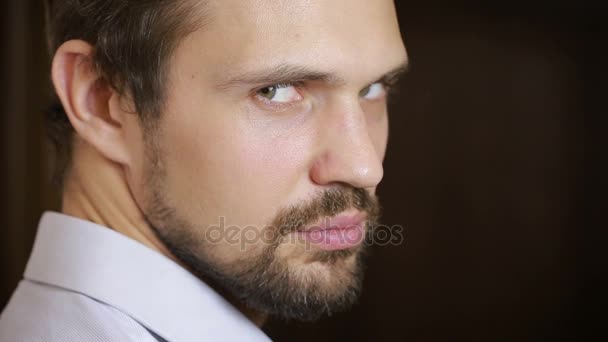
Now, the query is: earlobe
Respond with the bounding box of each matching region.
[51,40,131,165]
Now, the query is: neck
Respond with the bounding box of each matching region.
[62,137,172,258]
[61,137,268,326]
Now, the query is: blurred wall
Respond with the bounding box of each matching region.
[1,0,58,313]
[1,1,605,341]
[267,4,606,341]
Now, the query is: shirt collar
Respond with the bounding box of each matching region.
[24,211,271,342]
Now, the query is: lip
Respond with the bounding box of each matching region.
[298,211,367,232]
[296,211,367,251]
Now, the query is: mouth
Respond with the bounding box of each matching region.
[296,211,367,251]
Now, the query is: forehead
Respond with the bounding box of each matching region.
[177,0,407,84]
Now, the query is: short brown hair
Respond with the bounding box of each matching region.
[44,0,204,187]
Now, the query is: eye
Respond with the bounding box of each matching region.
[359,82,388,101]
[256,83,303,104]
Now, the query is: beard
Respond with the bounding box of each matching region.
[141,144,381,321]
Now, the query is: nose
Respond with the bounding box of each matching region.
[310,101,385,190]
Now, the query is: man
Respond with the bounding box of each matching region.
[0,0,407,340]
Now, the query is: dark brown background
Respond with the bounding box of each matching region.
[1,1,606,341]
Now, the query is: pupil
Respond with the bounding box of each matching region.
[261,86,276,98]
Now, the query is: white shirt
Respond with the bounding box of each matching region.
[0,212,271,342]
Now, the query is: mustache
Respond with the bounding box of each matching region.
[271,187,382,236]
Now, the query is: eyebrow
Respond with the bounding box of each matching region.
[375,62,409,86]
[216,60,409,90]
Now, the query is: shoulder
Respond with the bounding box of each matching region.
[0,280,159,342]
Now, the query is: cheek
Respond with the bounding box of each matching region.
[240,126,312,191]
[221,119,316,224]
[159,104,315,229]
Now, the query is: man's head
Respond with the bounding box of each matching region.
[47,0,407,321]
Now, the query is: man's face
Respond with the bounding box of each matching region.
[126,0,407,320]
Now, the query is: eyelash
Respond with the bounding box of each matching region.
[255,81,304,92]
[381,79,402,99]
[252,79,399,110]
[253,82,305,109]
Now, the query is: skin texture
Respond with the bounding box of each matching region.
[53,0,407,324]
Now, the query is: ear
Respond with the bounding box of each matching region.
[51,40,131,165]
